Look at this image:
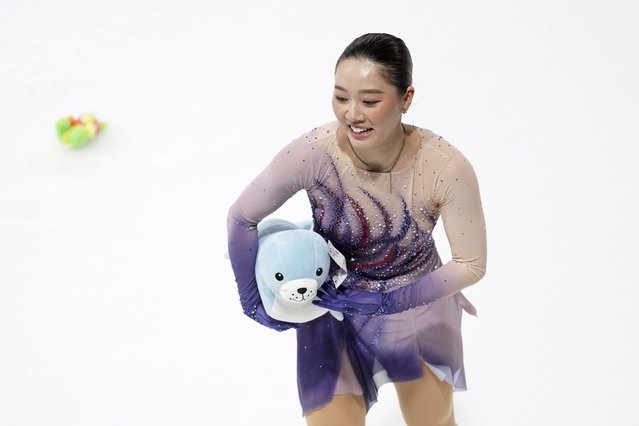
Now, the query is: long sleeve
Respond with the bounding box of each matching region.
[227,133,324,328]
[382,150,487,313]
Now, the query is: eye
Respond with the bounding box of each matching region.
[334,96,347,103]
[363,100,380,106]
[315,268,323,276]
[275,273,284,281]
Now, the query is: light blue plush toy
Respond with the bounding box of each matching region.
[256,218,346,323]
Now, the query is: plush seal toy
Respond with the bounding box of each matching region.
[255,218,346,323]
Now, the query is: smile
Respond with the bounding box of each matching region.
[349,125,373,139]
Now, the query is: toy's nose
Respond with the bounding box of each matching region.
[297,288,307,295]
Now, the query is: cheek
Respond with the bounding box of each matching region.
[371,103,398,124]
[366,108,386,126]
[331,101,345,119]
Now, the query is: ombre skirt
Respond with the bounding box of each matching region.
[296,292,477,416]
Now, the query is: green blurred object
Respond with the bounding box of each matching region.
[56,114,106,149]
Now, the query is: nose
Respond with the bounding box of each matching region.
[297,287,307,295]
[345,101,364,123]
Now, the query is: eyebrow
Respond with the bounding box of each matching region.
[334,85,386,95]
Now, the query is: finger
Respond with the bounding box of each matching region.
[313,299,345,312]
[315,290,337,303]
[312,298,336,309]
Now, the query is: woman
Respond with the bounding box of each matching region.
[227,33,487,426]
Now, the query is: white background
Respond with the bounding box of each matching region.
[1,1,638,425]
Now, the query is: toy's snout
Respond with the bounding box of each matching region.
[279,278,320,306]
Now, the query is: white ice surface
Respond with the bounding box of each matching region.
[1,1,638,425]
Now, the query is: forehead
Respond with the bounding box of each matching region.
[334,58,392,91]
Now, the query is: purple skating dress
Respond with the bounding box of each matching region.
[227,121,487,415]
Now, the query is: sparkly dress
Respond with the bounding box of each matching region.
[227,121,487,415]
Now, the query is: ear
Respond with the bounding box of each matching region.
[402,86,415,114]
[258,218,297,239]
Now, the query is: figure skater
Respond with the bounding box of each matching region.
[227,32,487,426]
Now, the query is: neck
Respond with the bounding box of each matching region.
[347,124,407,173]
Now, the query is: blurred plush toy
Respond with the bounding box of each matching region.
[56,114,106,148]
[255,218,347,323]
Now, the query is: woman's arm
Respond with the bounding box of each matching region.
[314,150,487,315]
[227,134,322,329]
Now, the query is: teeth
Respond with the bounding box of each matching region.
[350,126,371,133]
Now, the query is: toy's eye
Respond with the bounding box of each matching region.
[315,268,323,276]
[275,272,284,281]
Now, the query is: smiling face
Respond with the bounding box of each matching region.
[332,58,414,156]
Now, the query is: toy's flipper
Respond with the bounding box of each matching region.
[329,310,344,321]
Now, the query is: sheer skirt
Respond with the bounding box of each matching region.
[297,292,476,416]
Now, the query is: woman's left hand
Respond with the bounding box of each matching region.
[313,282,383,315]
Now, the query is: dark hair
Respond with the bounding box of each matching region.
[336,33,413,94]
